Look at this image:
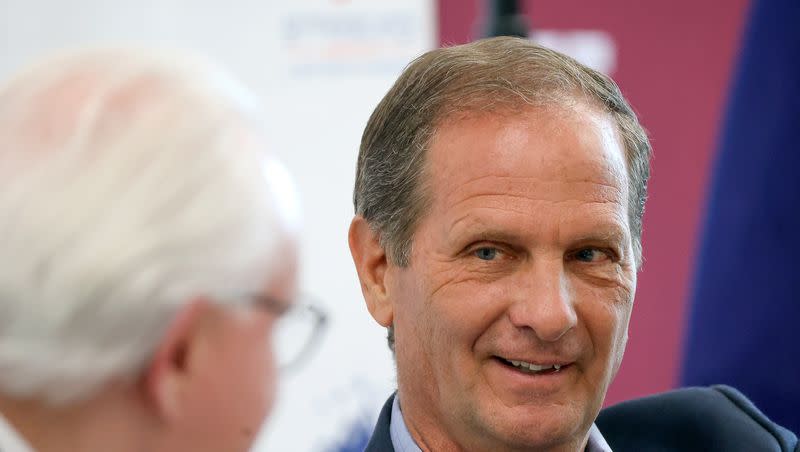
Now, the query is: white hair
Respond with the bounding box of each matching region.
[0,48,299,405]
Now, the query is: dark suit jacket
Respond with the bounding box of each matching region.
[365,386,798,451]
[596,385,798,452]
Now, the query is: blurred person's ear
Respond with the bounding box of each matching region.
[141,299,211,420]
[348,216,393,327]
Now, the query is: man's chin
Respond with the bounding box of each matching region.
[468,402,590,451]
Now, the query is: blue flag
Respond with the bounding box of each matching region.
[681,0,800,434]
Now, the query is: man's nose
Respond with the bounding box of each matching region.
[507,258,577,342]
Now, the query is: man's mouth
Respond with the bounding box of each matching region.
[496,357,568,375]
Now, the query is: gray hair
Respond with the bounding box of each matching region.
[0,48,299,404]
[353,37,651,352]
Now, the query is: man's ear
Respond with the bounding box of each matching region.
[348,216,393,327]
[141,299,209,421]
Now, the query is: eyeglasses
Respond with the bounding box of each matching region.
[251,293,328,372]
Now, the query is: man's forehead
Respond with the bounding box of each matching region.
[424,105,629,204]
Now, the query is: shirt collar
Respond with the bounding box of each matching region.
[389,394,612,452]
[586,423,613,452]
[390,394,422,452]
[0,411,34,452]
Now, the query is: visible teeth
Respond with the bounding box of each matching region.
[554,364,561,371]
[508,359,555,372]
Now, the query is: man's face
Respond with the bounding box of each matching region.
[388,105,636,451]
[172,245,299,452]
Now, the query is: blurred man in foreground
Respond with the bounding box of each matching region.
[349,37,798,451]
[0,49,303,452]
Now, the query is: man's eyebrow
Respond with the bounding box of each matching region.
[251,294,291,316]
[447,215,525,244]
[567,226,629,247]
[461,229,526,244]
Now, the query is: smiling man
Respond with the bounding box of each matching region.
[349,37,798,452]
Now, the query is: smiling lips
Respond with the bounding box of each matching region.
[499,357,569,374]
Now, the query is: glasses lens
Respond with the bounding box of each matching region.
[273,300,326,371]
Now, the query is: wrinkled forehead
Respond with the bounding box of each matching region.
[425,104,629,202]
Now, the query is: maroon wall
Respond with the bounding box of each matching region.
[438,0,750,405]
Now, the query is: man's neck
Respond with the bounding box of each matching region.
[0,389,150,452]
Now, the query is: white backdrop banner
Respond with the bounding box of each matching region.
[0,1,435,450]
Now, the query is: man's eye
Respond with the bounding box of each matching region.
[574,248,609,263]
[474,247,498,261]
